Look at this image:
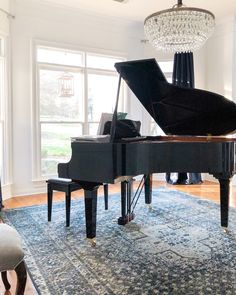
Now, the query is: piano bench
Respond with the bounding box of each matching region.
[47,179,109,227]
[47,178,82,227]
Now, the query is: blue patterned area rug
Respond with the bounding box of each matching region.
[1,187,236,295]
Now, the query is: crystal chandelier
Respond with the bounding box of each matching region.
[144,0,215,53]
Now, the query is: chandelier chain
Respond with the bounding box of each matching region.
[178,0,183,6]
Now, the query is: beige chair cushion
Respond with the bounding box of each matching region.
[0,224,25,272]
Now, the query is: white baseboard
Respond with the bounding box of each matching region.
[202,173,217,183]
[13,182,47,197]
[203,173,236,186]
[2,183,13,200]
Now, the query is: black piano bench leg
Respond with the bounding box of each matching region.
[103,184,108,210]
[47,184,53,222]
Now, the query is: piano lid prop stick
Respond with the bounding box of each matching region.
[110,74,122,142]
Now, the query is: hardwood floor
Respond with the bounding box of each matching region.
[0,180,235,295]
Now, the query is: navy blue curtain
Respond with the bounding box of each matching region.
[166,52,202,185]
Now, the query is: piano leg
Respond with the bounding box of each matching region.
[84,187,98,241]
[214,174,231,227]
[219,178,230,227]
[144,174,152,204]
[118,180,135,225]
[103,184,108,210]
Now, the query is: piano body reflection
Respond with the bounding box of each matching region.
[58,59,236,240]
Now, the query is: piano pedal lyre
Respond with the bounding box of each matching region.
[118,213,135,225]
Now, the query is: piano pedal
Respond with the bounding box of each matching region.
[117,213,135,225]
[87,238,97,247]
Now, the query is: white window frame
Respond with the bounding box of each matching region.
[32,41,126,180]
[0,35,11,186]
[84,66,123,133]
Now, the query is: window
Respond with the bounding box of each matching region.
[150,60,173,135]
[34,45,125,178]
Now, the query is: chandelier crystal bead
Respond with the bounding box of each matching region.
[144,1,215,53]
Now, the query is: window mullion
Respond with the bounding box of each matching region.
[83,54,88,134]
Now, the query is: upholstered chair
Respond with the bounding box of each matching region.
[0,223,27,295]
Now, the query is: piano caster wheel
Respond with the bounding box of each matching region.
[87,238,96,247]
[222,227,230,234]
[146,204,153,211]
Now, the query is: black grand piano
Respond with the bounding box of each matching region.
[58,59,236,241]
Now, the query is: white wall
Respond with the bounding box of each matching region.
[0,0,10,35]
[0,0,9,9]
[0,0,12,199]
[203,16,236,183]
[205,16,235,99]
[10,0,149,196]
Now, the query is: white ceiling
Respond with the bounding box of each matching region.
[38,0,236,23]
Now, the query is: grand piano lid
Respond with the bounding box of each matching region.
[114,58,236,136]
[114,59,166,123]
